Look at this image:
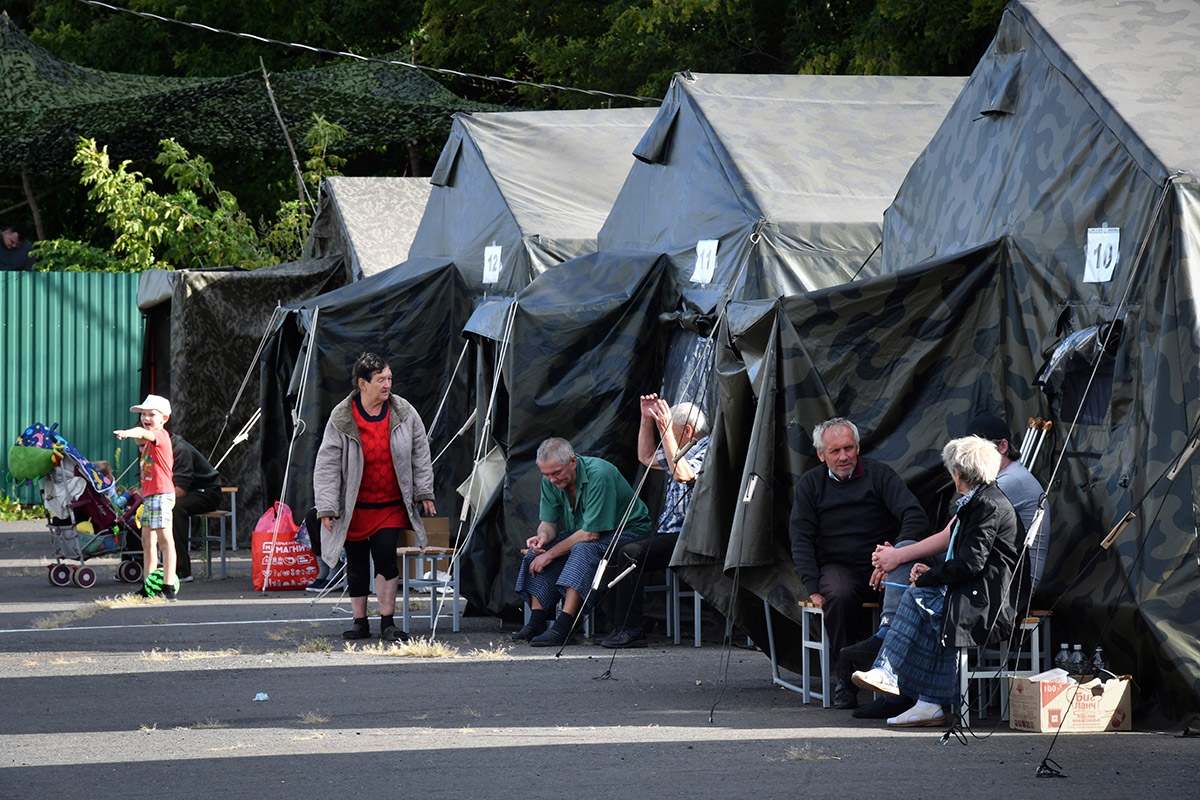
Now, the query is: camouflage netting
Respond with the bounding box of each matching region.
[0,13,493,173]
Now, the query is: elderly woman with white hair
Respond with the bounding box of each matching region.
[852,436,1024,727]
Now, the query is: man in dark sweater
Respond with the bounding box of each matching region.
[789,417,927,709]
[170,433,223,582]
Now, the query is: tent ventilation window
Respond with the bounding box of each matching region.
[979,14,1024,117]
[980,52,1023,117]
[1034,320,1123,426]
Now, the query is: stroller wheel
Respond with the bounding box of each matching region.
[118,560,143,583]
[48,564,74,587]
[74,567,97,588]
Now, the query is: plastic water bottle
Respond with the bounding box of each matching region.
[1091,646,1109,679]
[1068,644,1087,679]
[1053,643,1071,673]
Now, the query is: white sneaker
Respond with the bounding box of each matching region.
[179,575,194,583]
[887,701,947,727]
[851,667,900,696]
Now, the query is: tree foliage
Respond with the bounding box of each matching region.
[413,0,1007,107]
[25,0,425,77]
[33,116,348,273]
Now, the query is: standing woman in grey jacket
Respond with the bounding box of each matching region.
[314,352,437,642]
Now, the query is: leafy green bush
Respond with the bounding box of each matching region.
[0,494,44,521]
[35,114,349,273]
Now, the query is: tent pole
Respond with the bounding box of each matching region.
[428,338,470,449]
[263,307,320,593]
[207,304,287,461]
[260,58,312,213]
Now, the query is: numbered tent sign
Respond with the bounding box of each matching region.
[1084,226,1119,283]
[483,245,502,284]
[692,239,719,284]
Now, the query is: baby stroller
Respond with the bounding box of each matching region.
[8,422,144,588]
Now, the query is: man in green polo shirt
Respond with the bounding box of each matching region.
[512,437,652,647]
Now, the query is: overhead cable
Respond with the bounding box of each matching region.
[73,0,662,104]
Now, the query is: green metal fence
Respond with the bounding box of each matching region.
[1,272,144,505]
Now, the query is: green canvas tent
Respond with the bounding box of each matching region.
[873,0,1200,725]
[464,74,964,615]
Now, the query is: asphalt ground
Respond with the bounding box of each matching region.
[1,519,1195,800]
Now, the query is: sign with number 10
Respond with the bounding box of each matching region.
[1084,226,1119,283]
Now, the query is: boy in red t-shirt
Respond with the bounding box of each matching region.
[116,395,177,599]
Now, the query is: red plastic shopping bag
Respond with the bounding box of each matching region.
[251,502,318,590]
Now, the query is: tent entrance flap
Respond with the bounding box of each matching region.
[457,446,507,522]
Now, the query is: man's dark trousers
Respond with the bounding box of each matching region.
[172,489,222,579]
[817,563,877,683]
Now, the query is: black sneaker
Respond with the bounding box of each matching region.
[511,623,546,642]
[851,695,914,720]
[162,585,178,602]
[833,679,860,710]
[529,626,573,648]
[600,629,647,649]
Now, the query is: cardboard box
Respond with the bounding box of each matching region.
[1009,675,1132,732]
[400,517,452,578]
[403,516,451,549]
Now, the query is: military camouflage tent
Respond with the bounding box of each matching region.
[878,0,1200,725]
[674,246,1014,677]
[601,73,965,307]
[464,74,963,614]
[258,108,657,585]
[303,177,433,279]
[678,0,1200,726]
[604,72,964,430]
[407,107,658,295]
[137,257,351,533]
